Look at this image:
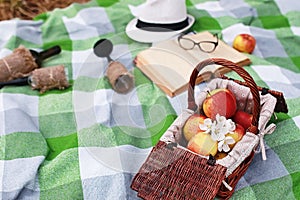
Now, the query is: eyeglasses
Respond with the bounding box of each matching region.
[177,33,219,53]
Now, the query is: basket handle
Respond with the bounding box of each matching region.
[188,58,261,134]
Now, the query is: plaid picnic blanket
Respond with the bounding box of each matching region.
[0,0,299,199]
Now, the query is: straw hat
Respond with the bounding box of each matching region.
[125,0,195,43]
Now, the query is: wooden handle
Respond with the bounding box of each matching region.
[188,58,260,134]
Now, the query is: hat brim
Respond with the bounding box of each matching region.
[125,15,195,43]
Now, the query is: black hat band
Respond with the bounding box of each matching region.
[136,17,189,32]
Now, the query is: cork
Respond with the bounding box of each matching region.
[30,65,69,93]
[106,61,134,94]
[0,45,38,82]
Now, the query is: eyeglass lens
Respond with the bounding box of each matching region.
[198,42,217,53]
[179,38,195,50]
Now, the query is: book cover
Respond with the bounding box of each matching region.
[135,31,251,97]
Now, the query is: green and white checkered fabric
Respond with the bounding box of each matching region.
[0,0,299,199]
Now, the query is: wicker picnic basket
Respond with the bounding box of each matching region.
[131,58,287,200]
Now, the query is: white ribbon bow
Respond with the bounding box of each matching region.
[258,123,277,160]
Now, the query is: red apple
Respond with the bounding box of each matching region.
[233,110,253,130]
[232,33,256,54]
[187,132,218,156]
[183,114,207,141]
[202,88,237,120]
[227,123,245,149]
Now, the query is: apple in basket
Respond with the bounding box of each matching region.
[233,110,253,130]
[232,33,256,54]
[187,132,218,156]
[183,114,207,141]
[202,88,237,120]
[215,152,228,160]
[227,123,246,149]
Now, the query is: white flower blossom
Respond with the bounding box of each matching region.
[225,119,236,133]
[199,118,213,133]
[210,120,226,141]
[216,114,226,125]
[199,114,237,152]
[218,136,236,152]
[216,114,236,133]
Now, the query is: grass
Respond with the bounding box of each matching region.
[0,0,90,20]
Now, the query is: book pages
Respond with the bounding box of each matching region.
[135,31,251,96]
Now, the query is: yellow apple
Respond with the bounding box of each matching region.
[233,33,256,54]
[227,123,246,149]
[183,114,207,141]
[187,132,218,156]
